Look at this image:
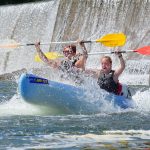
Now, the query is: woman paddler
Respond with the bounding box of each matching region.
[85,49,131,98]
[34,40,88,84]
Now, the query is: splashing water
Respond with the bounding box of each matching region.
[133,88,150,113]
[0,68,150,116]
[0,94,55,116]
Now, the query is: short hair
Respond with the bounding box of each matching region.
[64,44,76,53]
[101,56,112,64]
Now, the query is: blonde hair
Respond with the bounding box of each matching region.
[101,56,112,64]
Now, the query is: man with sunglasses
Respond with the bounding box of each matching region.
[35,41,88,84]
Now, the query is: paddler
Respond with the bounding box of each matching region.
[85,49,131,98]
[34,40,88,84]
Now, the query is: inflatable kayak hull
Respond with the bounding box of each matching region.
[18,74,135,114]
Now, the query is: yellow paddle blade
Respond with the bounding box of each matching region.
[96,33,126,47]
[35,52,63,62]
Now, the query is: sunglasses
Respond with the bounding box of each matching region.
[63,50,73,54]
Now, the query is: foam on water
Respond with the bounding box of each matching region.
[0,71,150,116]
[133,88,150,113]
[15,130,150,149]
[81,75,150,114]
[0,94,65,116]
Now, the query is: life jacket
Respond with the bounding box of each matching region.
[60,59,73,72]
[59,54,83,84]
[72,53,82,66]
[59,53,81,72]
[97,70,122,95]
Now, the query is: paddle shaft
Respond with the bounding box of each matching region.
[88,50,134,55]
[0,33,126,49]
[35,46,149,62]
[20,40,95,46]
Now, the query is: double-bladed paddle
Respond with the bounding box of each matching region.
[35,46,150,62]
[0,33,126,49]
[88,46,150,55]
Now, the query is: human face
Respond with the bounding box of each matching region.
[101,58,112,74]
[63,47,73,58]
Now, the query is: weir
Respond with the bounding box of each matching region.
[0,0,60,74]
[0,0,149,85]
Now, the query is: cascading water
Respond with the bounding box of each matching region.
[0,0,149,75]
[0,0,60,74]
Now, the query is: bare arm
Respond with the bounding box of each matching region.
[75,40,88,70]
[79,41,88,59]
[35,42,59,68]
[114,52,125,81]
[84,69,99,78]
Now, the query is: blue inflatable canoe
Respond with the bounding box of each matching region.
[18,73,135,114]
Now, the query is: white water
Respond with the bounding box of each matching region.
[0,75,150,116]
[8,130,149,149]
[0,0,60,73]
[133,88,150,113]
[0,94,69,116]
[0,0,149,74]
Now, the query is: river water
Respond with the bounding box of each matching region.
[0,79,150,149]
